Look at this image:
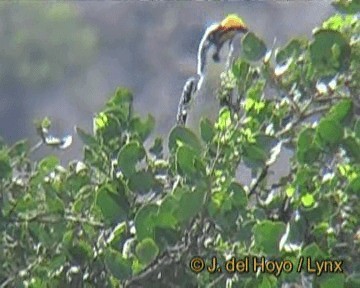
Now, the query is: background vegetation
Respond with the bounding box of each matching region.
[0,2,97,143]
[0,1,359,287]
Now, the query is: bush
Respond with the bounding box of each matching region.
[0,2,359,287]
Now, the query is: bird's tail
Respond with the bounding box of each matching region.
[176,75,201,125]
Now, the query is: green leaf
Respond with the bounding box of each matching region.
[105,88,133,123]
[246,80,266,101]
[39,155,59,172]
[27,278,46,288]
[14,194,38,213]
[135,238,159,265]
[301,193,315,207]
[241,32,267,62]
[93,112,121,140]
[93,112,109,132]
[346,176,360,194]
[342,136,360,162]
[297,127,321,164]
[149,137,163,156]
[83,146,104,169]
[117,142,146,178]
[47,255,67,276]
[157,195,179,229]
[316,119,344,146]
[255,134,278,154]
[104,248,132,280]
[106,87,133,108]
[46,196,65,214]
[253,220,286,255]
[128,170,156,194]
[310,29,351,76]
[355,119,360,139]
[244,278,264,288]
[326,99,353,123]
[209,190,232,215]
[229,182,248,208]
[323,14,344,30]
[297,145,321,164]
[168,126,202,153]
[216,107,232,130]
[156,211,178,229]
[175,189,206,223]
[9,140,28,157]
[232,59,250,79]
[153,227,179,251]
[301,243,326,259]
[176,145,197,177]
[259,275,278,288]
[332,0,360,14]
[286,186,296,197]
[28,223,53,247]
[0,149,12,180]
[130,114,155,141]
[37,117,51,130]
[323,14,356,30]
[75,126,98,148]
[68,240,93,265]
[318,274,345,288]
[108,222,128,249]
[101,88,133,127]
[134,204,158,240]
[243,143,268,164]
[200,118,215,143]
[159,194,179,213]
[96,183,128,224]
[275,38,306,64]
[298,128,315,150]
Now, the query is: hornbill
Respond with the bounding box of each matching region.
[176,14,248,130]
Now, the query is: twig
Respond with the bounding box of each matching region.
[276,105,331,138]
[248,165,269,197]
[314,95,348,103]
[29,140,43,154]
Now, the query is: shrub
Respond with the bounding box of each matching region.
[0,2,358,287]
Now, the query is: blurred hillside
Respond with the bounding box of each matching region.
[0,1,334,162]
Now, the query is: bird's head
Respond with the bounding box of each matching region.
[197,14,248,75]
[219,14,248,34]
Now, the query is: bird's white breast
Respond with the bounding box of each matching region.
[186,43,234,135]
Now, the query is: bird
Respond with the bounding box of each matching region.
[176,14,248,133]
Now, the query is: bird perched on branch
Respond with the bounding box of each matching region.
[176,14,248,131]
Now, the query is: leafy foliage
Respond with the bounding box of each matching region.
[0,4,359,288]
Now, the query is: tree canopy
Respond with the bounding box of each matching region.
[0,1,359,287]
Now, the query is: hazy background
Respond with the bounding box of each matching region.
[0,1,334,163]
